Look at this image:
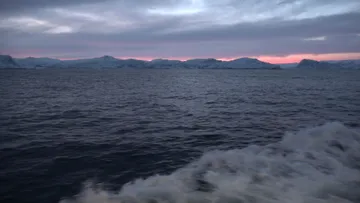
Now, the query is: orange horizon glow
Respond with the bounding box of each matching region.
[6,52,360,64]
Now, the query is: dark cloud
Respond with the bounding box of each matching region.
[0,0,179,16]
[161,12,360,41]
[0,0,111,15]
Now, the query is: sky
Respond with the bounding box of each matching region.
[1,0,360,63]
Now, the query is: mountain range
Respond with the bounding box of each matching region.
[0,55,360,69]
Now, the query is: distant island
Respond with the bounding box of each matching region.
[1,54,360,69]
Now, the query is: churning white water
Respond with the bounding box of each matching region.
[61,122,360,203]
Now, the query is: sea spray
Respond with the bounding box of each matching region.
[61,122,360,203]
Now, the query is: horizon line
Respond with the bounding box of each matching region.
[3,52,360,64]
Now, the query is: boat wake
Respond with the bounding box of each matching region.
[61,122,360,203]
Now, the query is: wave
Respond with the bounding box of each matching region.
[60,122,360,203]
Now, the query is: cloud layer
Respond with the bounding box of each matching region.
[1,0,360,62]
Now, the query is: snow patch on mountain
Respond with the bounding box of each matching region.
[147,59,184,68]
[53,56,123,68]
[15,57,61,69]
[184,58,222,69]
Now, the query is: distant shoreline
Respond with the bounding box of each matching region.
[1,54,360,69]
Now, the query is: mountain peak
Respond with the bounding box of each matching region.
[297,58,338,69]
[0,55,20,68]
[100,55,117,60]
[231,57,259,62]
[300,59,318,63]
[0,54,12,60]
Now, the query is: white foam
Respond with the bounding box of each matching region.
[61,122,360,203]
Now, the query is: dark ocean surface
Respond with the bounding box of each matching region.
[0,69,360,203]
